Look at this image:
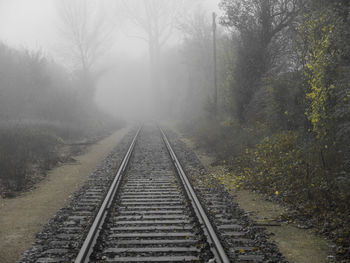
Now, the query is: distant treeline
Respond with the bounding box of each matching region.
[0,42,95,123]
[175,0,350,258]
[0,42,121,195]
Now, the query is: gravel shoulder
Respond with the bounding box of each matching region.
[172,127,332,263]
[0,127,129,263]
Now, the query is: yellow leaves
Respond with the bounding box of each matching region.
[209,169,245,191]
[311,116,319,124]
[303,15,337,139]
[226,131,304,196]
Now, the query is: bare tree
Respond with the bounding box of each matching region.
[57,0,112,102]
[219,0,306,122]
[119,0,184,110]
[178,9,214,111]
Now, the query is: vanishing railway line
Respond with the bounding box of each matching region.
[20,124,282,263]
[75,125,229,262]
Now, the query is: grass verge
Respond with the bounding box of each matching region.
[0,120,124,197]
[180,118,350,262]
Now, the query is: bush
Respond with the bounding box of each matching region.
[180,117,267,161]
[0,125,63,193]
[224,130,350,253]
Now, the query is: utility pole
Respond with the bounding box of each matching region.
[212,12,217,115]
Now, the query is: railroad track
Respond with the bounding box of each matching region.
[75,125,229,262]
[20,124,283,263]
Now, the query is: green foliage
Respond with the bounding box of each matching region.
[218,35,237,117]
[219,0,303,122]
[209,130,348,252]
[232,131,320,198]
[181,117,267,161]
[265,72,306,130]
[300,9,339,139]
[333,67,350,142]
[244,72,306,130]
[182,0,350,259]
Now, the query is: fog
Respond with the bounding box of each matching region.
[2,2,350,262]
[0,0,221,122]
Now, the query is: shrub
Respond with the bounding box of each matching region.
[0,126,63,193]
[181,117,266,161]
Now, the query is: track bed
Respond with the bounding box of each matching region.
[91,125,212,262]
[19,124,286,263]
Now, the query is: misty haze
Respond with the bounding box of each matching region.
[0,1,349,263]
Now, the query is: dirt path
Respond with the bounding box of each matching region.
[234,190,331,263]
[0,127,129,263]
[176,131,332,263]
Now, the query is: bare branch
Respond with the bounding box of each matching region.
[57,0,112,74]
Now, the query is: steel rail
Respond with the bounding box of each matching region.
[159,126,230,263]
[74,127,142,263]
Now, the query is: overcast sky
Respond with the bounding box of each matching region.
[0,0,222,119]
[0,0,221,57]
